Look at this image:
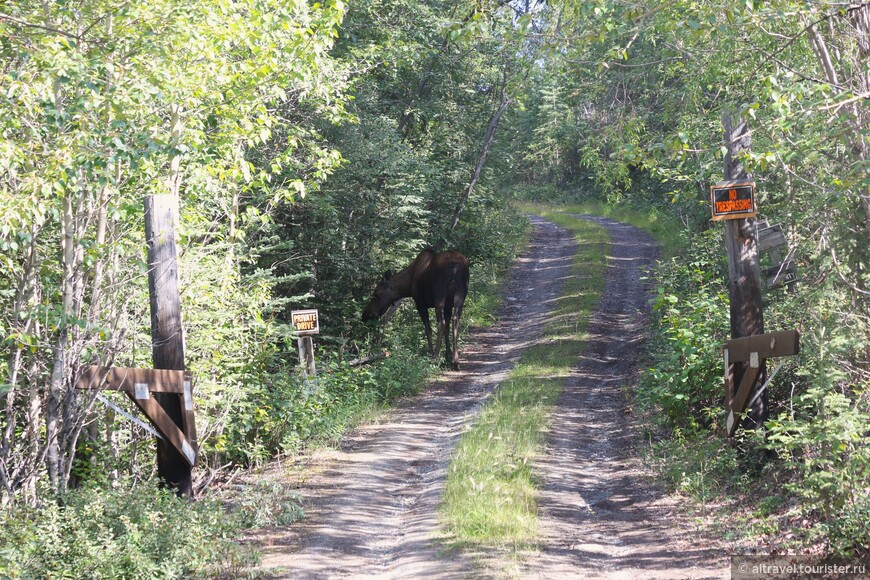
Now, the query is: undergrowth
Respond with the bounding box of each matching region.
[637,220,870,558]
[0,481,255,579]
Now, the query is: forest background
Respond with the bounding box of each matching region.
[1,0,868,575]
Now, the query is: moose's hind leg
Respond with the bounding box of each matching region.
[433,305,447,364]
[450,294,465,370]
[416,303,435,356]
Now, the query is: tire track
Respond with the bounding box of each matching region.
[521,215,728,580]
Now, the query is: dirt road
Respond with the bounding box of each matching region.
[519,216,728,579]
[252,215,728,578]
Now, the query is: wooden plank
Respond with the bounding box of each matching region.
[725,330,800,362]
[724,348,734,412]
[181,373,197,450]
[127,392,197,466]
[764,261,797,289]
[726,363,763,436]
[76,366,187,393]
[757,223,788,254]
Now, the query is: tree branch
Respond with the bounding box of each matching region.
[0,11,80,40]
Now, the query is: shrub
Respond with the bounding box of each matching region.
[0,483,251,579]
[644,424,741,508]
[767,385,870,555]
[209,344,433,466]
[230,481,305,529]
[639,231,730,426]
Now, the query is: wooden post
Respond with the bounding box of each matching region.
[298,336,316,377]
[722,115,767,431]
[144,195,194,497]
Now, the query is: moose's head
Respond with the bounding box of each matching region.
[361,270,400,322]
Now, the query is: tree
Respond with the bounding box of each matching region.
[0,0,347,501]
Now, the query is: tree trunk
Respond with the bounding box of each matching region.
[46,194,78,492]
[449,86,512,233]
[809,8,870,239]
[1,227,40,504]
[850,5,870,239]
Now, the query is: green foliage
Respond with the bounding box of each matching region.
[767,385,870,554]
[645,426,741,512]
[639,230,729,425]
[0,483,252,579]
[211,347,433,466]
[0,0,349,497]
[229,481,305,529]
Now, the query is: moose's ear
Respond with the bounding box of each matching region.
[382,270,394,281]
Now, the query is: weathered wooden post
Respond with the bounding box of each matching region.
[719,115,767,432]
[144,195,194,496]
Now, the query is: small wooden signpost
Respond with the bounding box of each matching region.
[291,309,319,377]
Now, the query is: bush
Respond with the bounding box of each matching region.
[230,481,305,529]
[767,385,870,555]
[209,344,434,466]
[0,483,252,579]
[639,230,730,426]
[645,425,741,511]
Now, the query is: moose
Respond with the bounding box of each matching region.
[362,249,470,370]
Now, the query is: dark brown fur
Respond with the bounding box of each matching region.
[362,250,470,370]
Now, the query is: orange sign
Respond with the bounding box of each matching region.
[711,181,756,220]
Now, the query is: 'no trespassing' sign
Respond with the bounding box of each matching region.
[711,181,757,221]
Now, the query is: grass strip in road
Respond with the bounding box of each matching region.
[440,212,609,549]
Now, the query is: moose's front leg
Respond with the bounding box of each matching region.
[416,303,435,356]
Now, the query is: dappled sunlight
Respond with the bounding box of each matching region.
[255,215,579,578]
[523,214,728,578]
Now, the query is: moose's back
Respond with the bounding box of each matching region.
[412,250,469,308]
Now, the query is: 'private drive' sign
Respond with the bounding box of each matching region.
[291,309,320,335]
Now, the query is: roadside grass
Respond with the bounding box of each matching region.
[440,213,609,550]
